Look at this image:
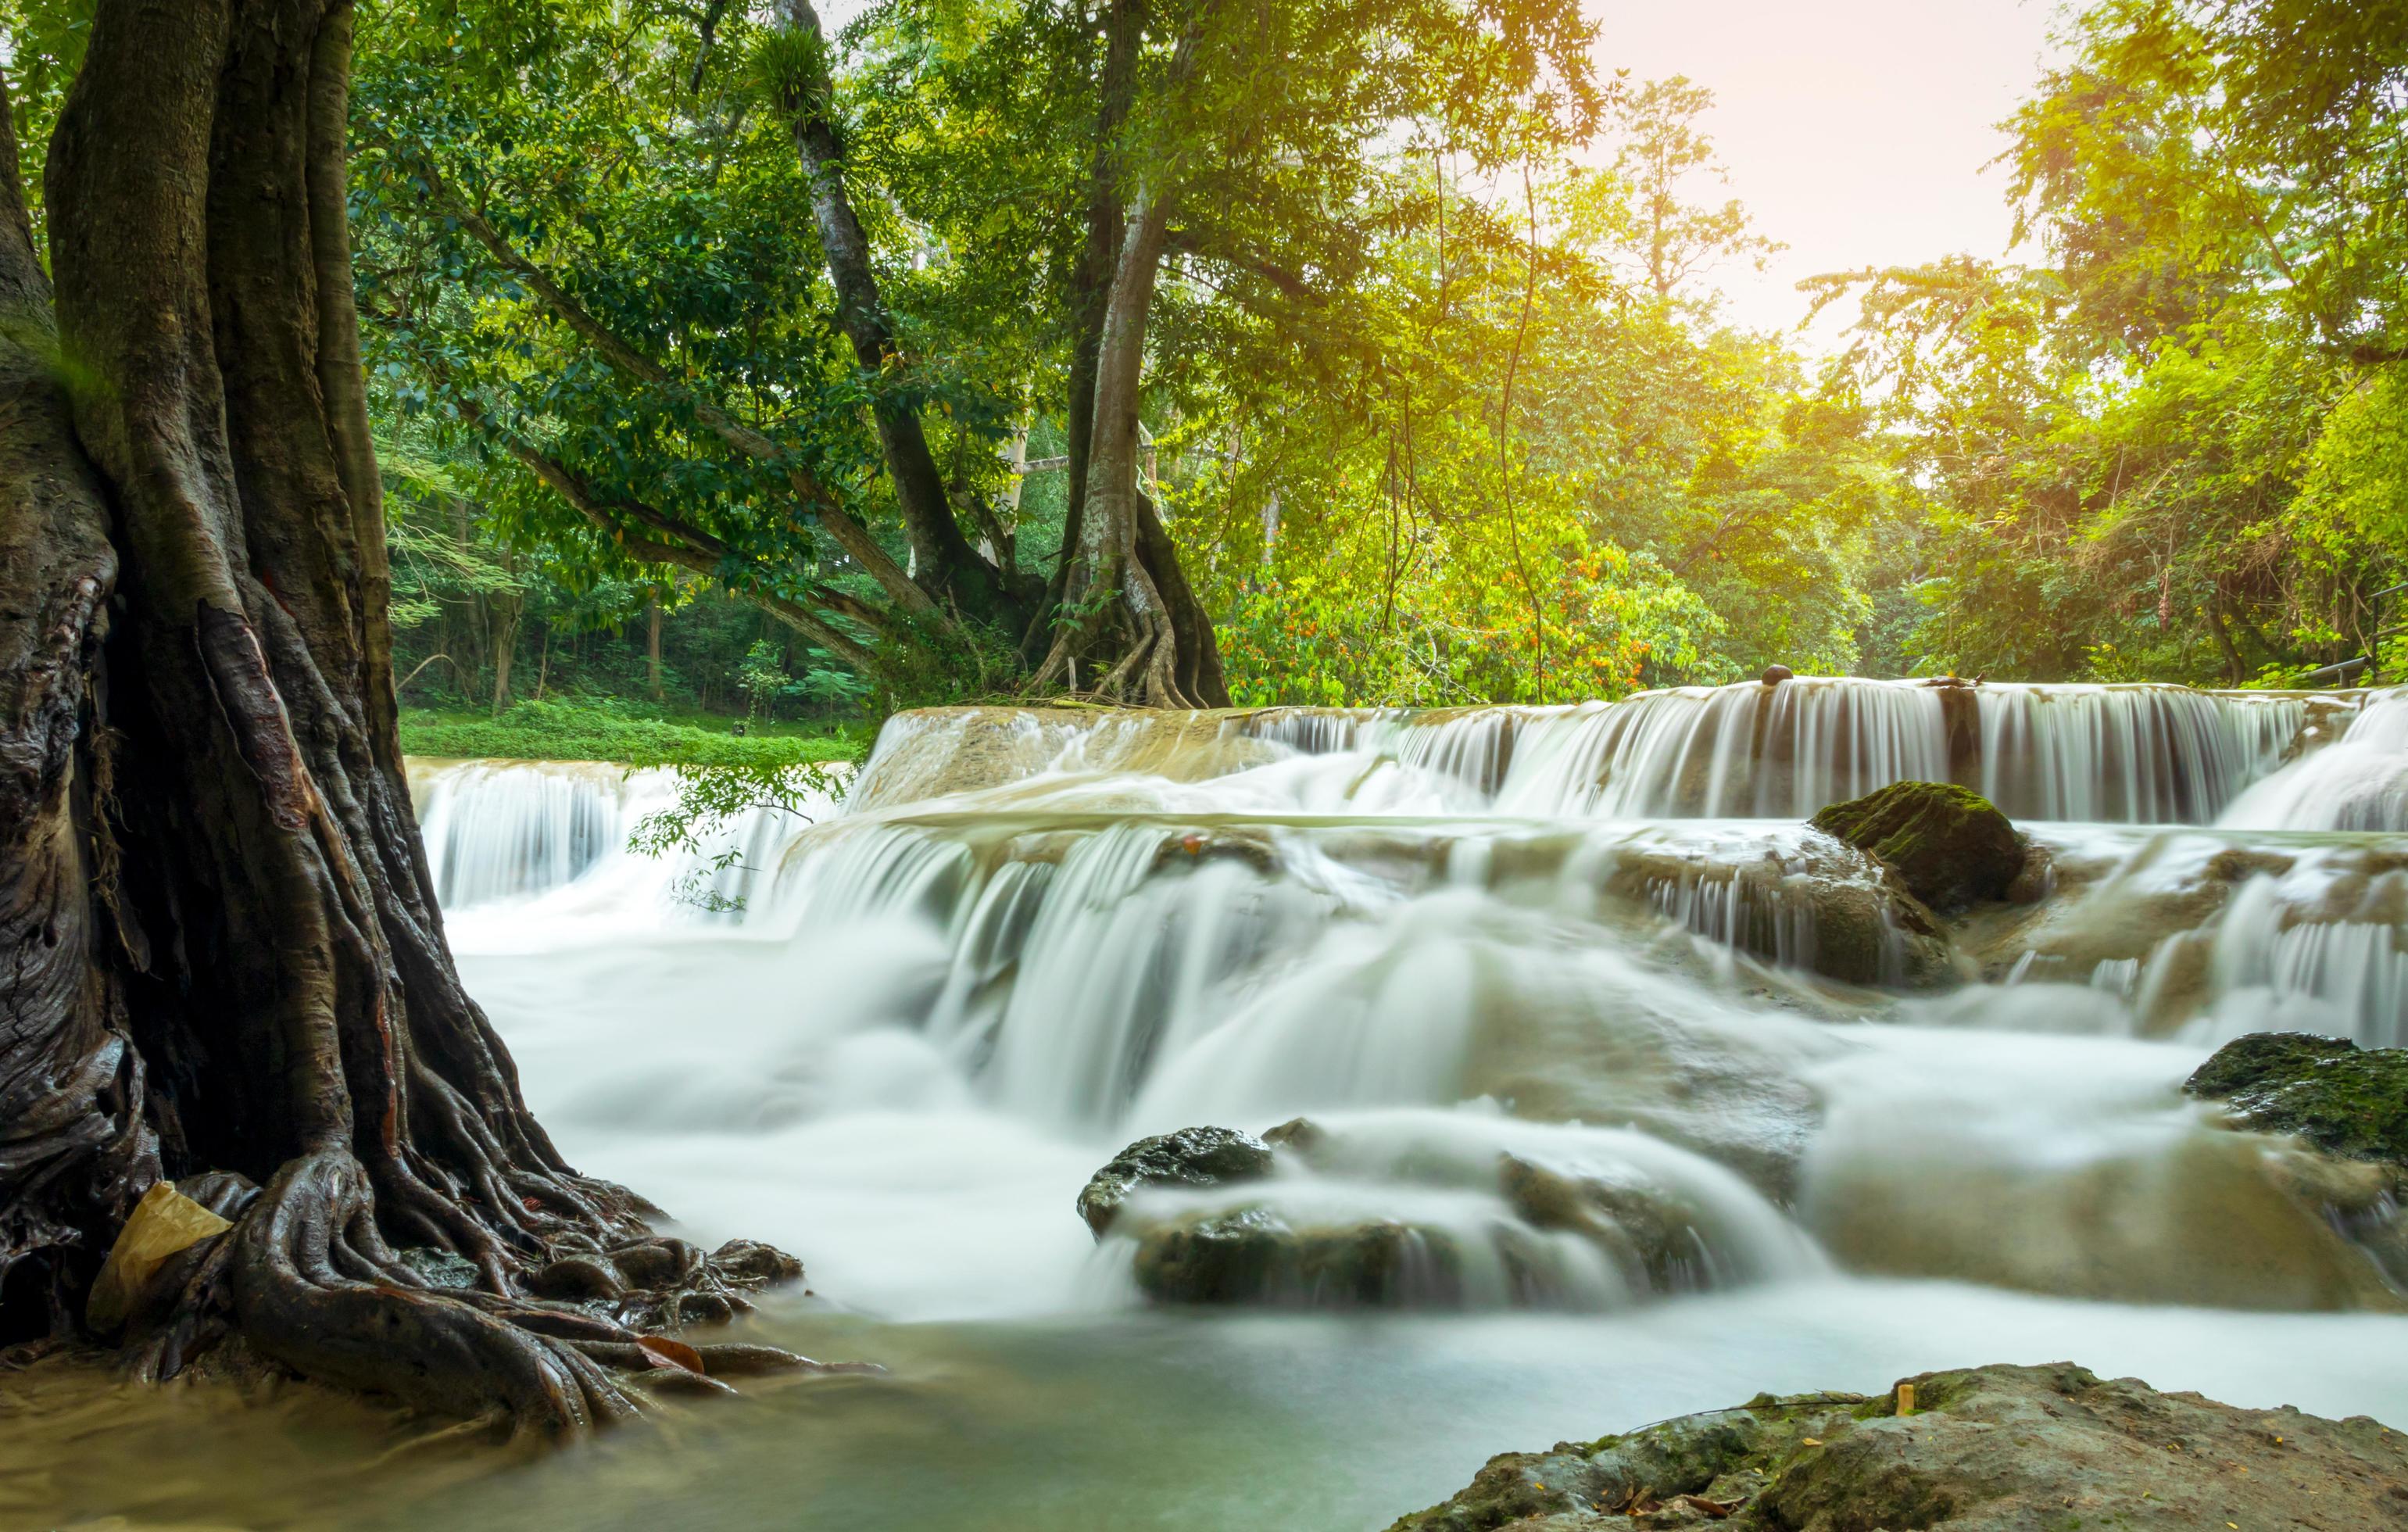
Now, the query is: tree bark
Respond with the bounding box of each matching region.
[1037,180,1228,707]
[1029,3,1228,707]
[776,0,1032,635]
[2,0,802,1426]
[647,592,665,701]
[0,70,155,1341]
[490,560,522,715]
[1039,0,1146,654]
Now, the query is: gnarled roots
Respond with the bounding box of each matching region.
[104,1150,833,1434]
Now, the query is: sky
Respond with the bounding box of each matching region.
[1583,0,2065,342]
[814,0,2068,346]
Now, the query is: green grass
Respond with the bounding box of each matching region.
[399,698,866,768]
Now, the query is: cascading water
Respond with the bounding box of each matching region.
[408,757,840,933]
[1975,682,2307,821]
[335,678,2408,1529]
[846,677,2358,825]
[1493,678,1952,818]
[2220,688,2408,831]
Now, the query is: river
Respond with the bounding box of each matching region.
[8,678,2406,1530]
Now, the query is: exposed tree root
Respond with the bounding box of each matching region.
[0,0,832,1434]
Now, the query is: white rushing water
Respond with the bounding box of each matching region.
[403,678,2408,1530]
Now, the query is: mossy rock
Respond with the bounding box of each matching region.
[1809,781,2023,915]
[1386,1362,2408,1529]
[1075,1126,1275,1238]
[2185,1032,2408,1170]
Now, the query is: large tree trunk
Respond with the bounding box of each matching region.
[778,0,1032,636]
[1036,183,1229,707]
[0,78,154,1342]
[1039,0,1145,659]
[1029,1,1226,707]
[0,0,801,1427]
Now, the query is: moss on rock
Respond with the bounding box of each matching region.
[2185,1032,2408,1170]
[1809,781,2024,914]
[1387,1362,2408,1530]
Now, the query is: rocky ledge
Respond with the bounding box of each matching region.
[1388,1362,2407,1530]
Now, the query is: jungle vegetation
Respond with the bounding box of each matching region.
[307,0,2401,707]
[8,0,2385,723]
[0,0,2402,1440]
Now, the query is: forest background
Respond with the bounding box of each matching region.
[6,0,2400,761]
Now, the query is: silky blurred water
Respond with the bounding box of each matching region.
[9,682,2406,1531]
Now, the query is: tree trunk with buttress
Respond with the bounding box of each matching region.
[1036,181,1227,707]
[0,0,810,1428]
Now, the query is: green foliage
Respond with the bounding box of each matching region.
[399,698,862,768]
[628,757,846,914]
[1809,0,2408,685]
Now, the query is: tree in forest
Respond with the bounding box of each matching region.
[345,0,1599,708]
[1598,75,1778,302]
[0,0,805,1428]
[1809,0,2408,685]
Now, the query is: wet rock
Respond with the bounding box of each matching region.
[1497,1155,1718,1294]
[846,706,1280,811]
[2186,1033,2408,1172]
[1130,1208,1501,1307]
[1466,992,1829,1203]
[1105,1123,1797,1308]
[1077,1126,1276,1238]
[1261,1116,1327,1155]
[1759,664,1794,685]
[1386,1362,2408,1530]
[1601,837,1959,988]
[2001,840,2052,904]
[1810,780,2023,914]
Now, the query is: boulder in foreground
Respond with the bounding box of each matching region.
[1388,1362,2407,1530]
[1809,780,2023,914]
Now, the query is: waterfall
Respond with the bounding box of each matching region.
[1491,679,1950,818]
[1977,684,2305,821]
[842,678,2331,827]
[413,759,621,907]
[2192,872,2408,1050]
[407,757,839,928]
[2219,688,2408,832]
[412,688,2408,1338]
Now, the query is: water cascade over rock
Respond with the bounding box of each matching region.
[402,678,2408,1328]
[407,757,838,921]
[846,676,2364,825]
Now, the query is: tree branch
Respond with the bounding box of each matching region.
[460,398,882,671]
[400,153,939,620]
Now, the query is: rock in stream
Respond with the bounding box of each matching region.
[1386,1362,2408,1530]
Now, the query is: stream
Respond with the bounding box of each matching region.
[9,678,2407,1530]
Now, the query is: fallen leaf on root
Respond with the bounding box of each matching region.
[88,1182,234,1330]
[636,1335,707,1374]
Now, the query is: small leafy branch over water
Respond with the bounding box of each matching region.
[402,698,862,912]
[630,759,849,914]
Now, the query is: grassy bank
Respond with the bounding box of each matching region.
[399,699,867,768]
